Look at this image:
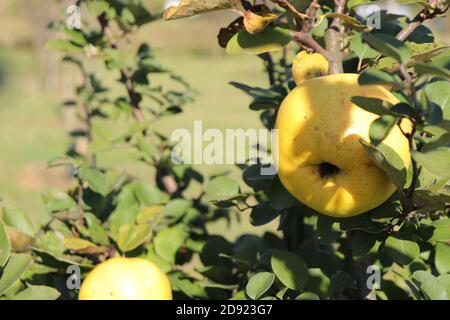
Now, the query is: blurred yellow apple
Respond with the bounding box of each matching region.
[79,257,172,300]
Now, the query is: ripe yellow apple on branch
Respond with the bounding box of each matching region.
[275,73,411,218]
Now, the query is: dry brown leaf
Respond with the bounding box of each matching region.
[218,16,244,48]
[243,11,278,35]
[6,226,35,250]
[164,0,242,21]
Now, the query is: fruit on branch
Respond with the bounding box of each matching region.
[275,73,411,218]
[292,51,329,85]
[78,257,172,300]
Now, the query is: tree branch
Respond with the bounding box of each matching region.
[291,0,332,59]
[362,2,449,70]
[271,0,308,20]
[292,32,330,58]
[97,14,178,195]
[325,0,346,74]
[396,2,449,42]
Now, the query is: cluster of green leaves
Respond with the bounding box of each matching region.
[165,0,449,300]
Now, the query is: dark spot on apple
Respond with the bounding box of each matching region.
[318,162,340,179]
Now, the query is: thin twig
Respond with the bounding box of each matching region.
[291,0,330,57]
[398,65,421,214]
[265,53,276,86]
[97,14,178,195]
[271,0,308,19]
[396,3,449,42]
[361,2,450,70]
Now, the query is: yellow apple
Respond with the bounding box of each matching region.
[292,51,329,85]
[79,257,172,300]
[275,73,411,218]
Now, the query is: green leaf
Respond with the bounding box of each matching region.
[334,206,387,233]
[350,34,379,60]
[438,274,450,298]
[1,207,35,236]
[63,237,97,251]
[413,271,447,300]
[351,96,393,116]
[424,80,450,120]
[246,272,275,300]
[351,231,379,259]
[145,244,172,273]
[306,268,331,299]
[44,39,83,53]
[296,292,320,300]
[35,231,66,256]
[331,271,357,294]
[77,212,110,246]
[412,148,450,179]
[161,199,192,222]
[435,243,450,275]
[169,274,208,299]
[86,0,110,16]
[13,286,60,300]
[409,44,450,66]
[358,69,402,86]
[205,176,240,202]
[134,182,169,205]
[369,114,397,145]
[0,254,33,296]
[316,215,342,245]
[363,33,411,63]
[415,63,450,79]
[136,136,158,159]
[390,103,416,117]
[430,219,450,242]
[250,202,279,226]
[271,250,308,291]
[0,220,11,267]
[226,27,292,55]
[154,226,188,263]
[385,236,420,265]
[361,141,409,188]
[322,13,366,31]
[243,165,274,191]
[63,28,86,45]
[249,97,280,111]
[80,168,119,196]
[266,176,299,210]
[117,223,153,253]
[43,190,77,212]
[426,100,443,125]
[200,236,233,266]
[121,7,135,24]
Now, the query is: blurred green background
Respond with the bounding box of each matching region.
[0,0,448,231]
